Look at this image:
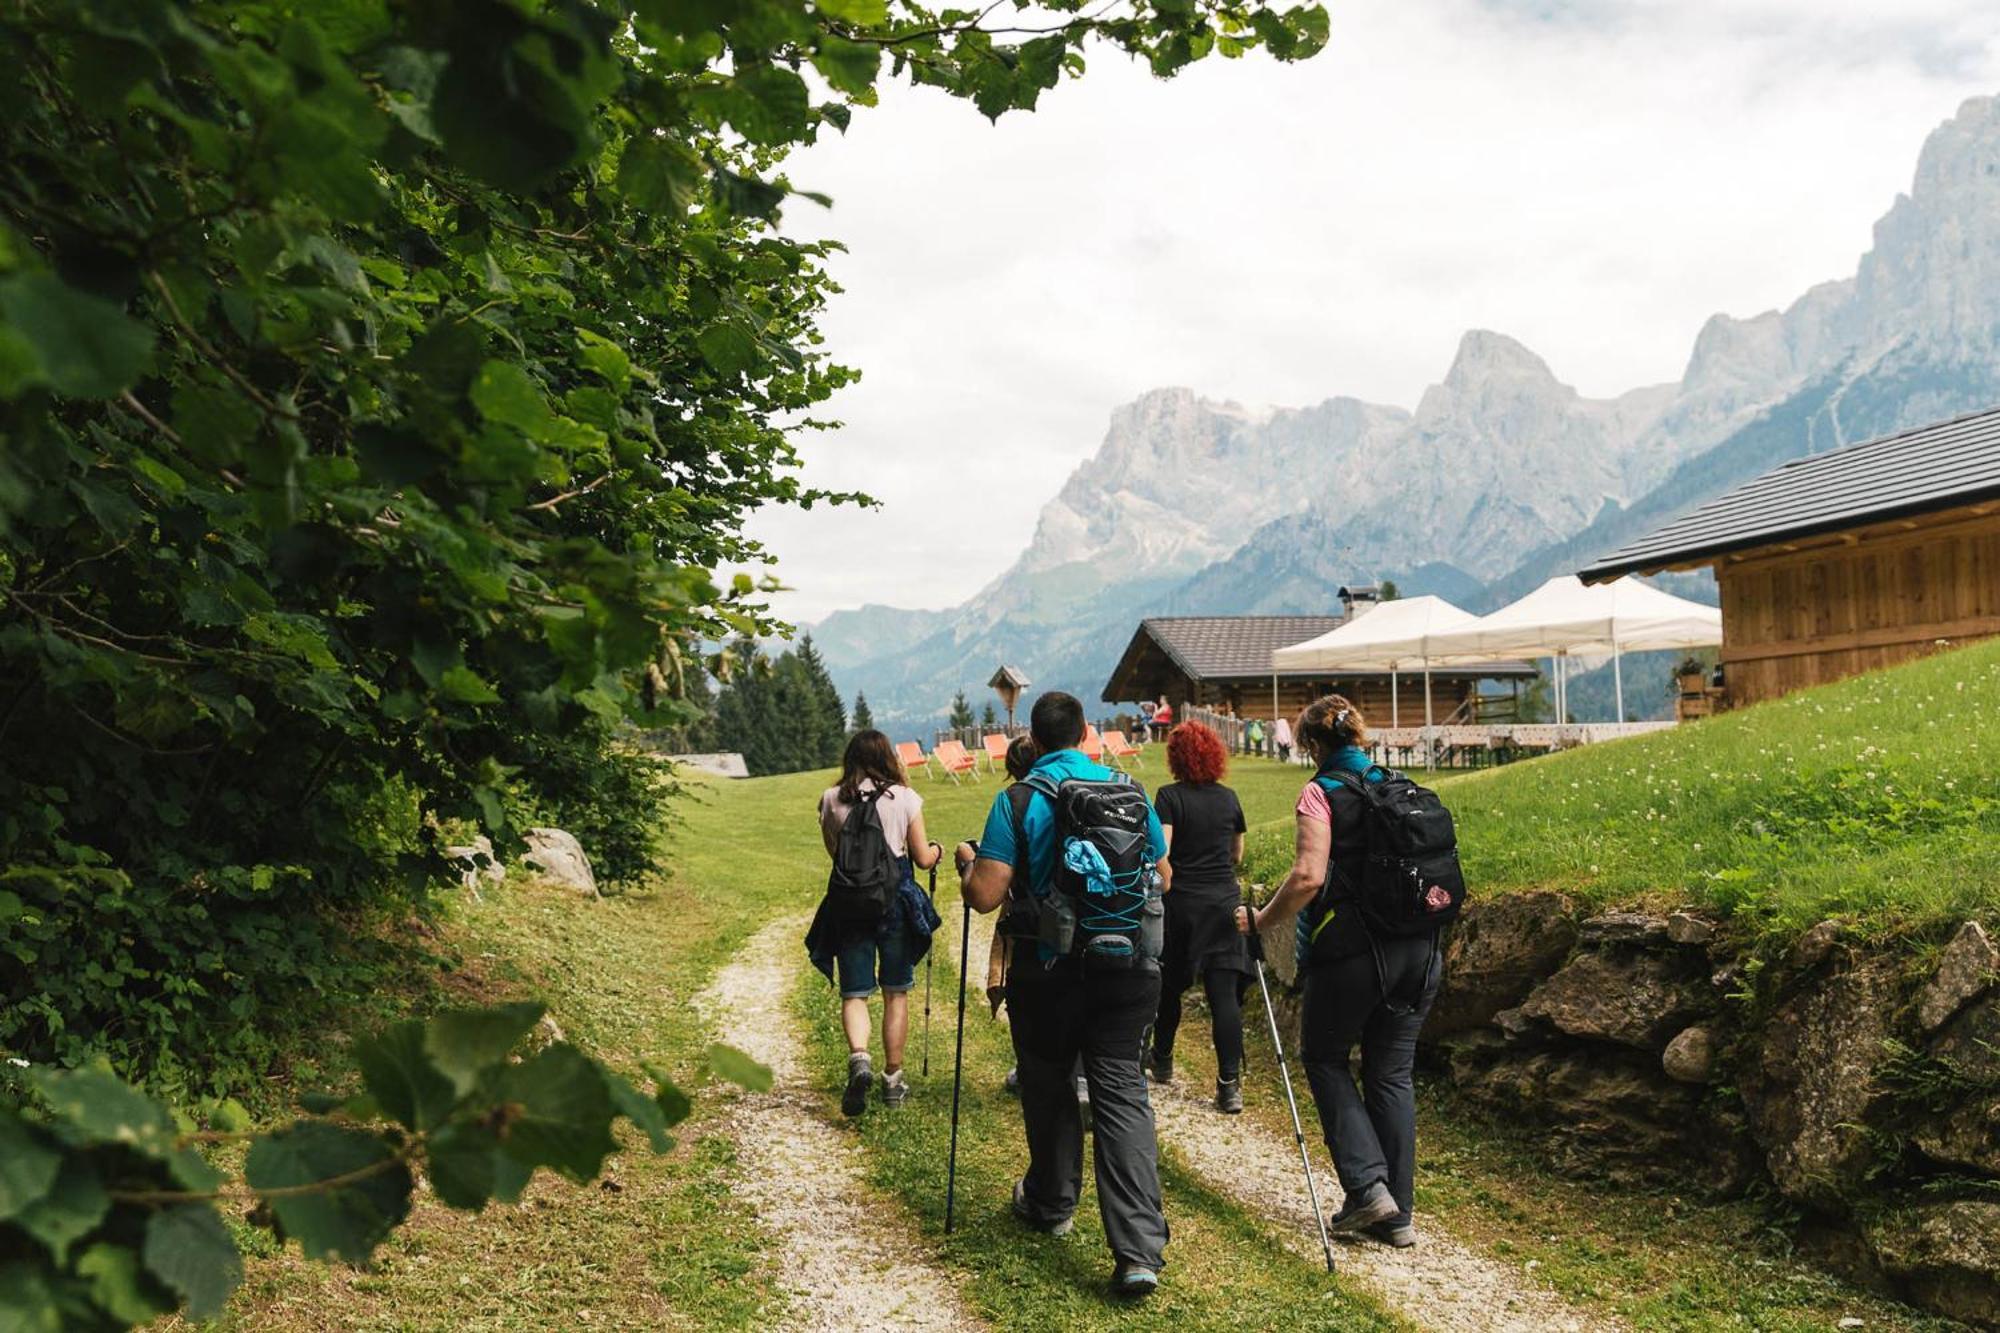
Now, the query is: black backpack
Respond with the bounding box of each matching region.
[826,785,899,921]
[1017,770,1163,970]
[1310,769,1466,941]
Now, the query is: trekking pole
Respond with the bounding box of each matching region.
[922,843,940,1078]
[1247,892,1337,1275]
[945,879,973,1232]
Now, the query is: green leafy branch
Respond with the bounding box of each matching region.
[0,1002,770,1329]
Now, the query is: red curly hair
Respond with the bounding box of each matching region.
[1165,721,1228,785]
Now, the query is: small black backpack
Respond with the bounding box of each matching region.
[826,785,899,921]
[1314,769,1466,938]
[1019,771,1163,970]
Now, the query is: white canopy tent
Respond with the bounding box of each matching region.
[1418,575,1723,721]
[1270,595,1478,729]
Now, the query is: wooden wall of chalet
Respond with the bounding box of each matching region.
[1180,675,1485,727]
[1717,506,2000,706]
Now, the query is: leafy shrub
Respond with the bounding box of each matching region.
[0,0,1333,1095]
[0,1001,766,1330]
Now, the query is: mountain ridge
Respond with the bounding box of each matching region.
[812,94,2000,732]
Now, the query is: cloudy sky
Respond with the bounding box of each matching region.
[747,0,2000,625]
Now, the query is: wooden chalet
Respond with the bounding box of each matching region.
[1101,615,1535,725]
[1580,406,2000,707]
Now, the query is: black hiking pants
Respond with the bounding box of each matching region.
[1300,937,1441,1228]
[1008,960,1169,1269]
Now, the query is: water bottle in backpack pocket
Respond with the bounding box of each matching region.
[1022,772,1163,970]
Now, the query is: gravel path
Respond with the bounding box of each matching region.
[1149,1070,1622,1332]
[696,916,984,1333]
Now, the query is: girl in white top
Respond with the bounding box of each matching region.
[809,729,943,1116]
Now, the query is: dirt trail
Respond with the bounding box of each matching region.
[1149,1073,1622,1332]
[696,916,983,1333]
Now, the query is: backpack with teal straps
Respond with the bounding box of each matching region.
[1016,769,1163,970]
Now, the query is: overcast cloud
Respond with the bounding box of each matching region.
[746,0,2000,625]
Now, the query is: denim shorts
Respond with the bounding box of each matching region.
[835,925,916,998]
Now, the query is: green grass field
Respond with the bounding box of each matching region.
[1244,637,2000,945]
[216,651,1996,1329]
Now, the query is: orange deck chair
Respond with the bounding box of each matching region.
[982,733,1010,772]
[896,740,935,781]
[1079,725,1105,764]
[932,739,981,784]
[1102,729,1143,768]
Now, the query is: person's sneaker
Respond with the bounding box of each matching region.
[1011,1179,1074,1236]
[1145,1050,1173,1084]
[881,1069,909,1109]
[1328,1182,1399,1234]
[1002,1065,1020,1096]
[1111,1261,1160,1299]
[1365,1219,1418,1248]
[1214,1077,1243,1114]
[840,1056,873,1117]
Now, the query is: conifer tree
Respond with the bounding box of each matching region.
[981,701,998,728]
[949,690,975,729]
[795,635,847,765]
[852,692,875,732]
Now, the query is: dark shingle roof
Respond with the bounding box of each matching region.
[1110,617,1536,689]
[1141,616,1347,679]
[1580,405,2000,582]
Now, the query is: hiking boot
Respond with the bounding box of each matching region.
[1214,1077,1243,1114]
[1328,1182,1398,1235]
[881,1069,909,1109]
[1365,1219,1417,1248]
[1011,1180,1074,1237]
[1145,1049,1173,1085]
[840,1055,873,1118]
[1111,1261,1160,1299]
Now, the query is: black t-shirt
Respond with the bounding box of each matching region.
[1155,781,1246,887]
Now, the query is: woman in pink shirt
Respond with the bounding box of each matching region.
[1236,695,1440,1249]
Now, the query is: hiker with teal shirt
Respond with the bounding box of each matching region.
[954,691,1174,1299]
[1236,694,1444,1250]
[808,729,944,1117]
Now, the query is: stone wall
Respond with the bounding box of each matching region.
[1432,899,2000,1327]
[1258,894,2000,1327]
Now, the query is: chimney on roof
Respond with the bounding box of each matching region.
[1338,585,1380,620]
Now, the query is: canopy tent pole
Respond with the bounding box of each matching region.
[1391,669,1399,728]
[1612,629,1625,724]
[1272,672,1280,749]
[1423,662,1434,770]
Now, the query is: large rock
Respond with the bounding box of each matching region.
[444,835,505,893]
[1662,1025,1718,1084]
[1447,1042,1754,1192]
[1914,1095,2000,1176]
[522,827,599,897]
[1516,950,1712,1050]
[1578,911,1672,946]
[1741,959,1903,1209]
[1864,1200,2000,1328]
[1934,993,2000,1083]
[1424,891,1578,1039]
[1919,921,1998,1032]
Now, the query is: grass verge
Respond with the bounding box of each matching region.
[214,777,792,1331]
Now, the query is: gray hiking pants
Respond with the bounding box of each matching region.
[1300,936,1442,1227]
[1008,961,1169,1269]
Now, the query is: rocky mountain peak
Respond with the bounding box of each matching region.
[1853,94,2000,352]
[1441,329,1561,390]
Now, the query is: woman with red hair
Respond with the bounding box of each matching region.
[1145,720,1250,1113]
